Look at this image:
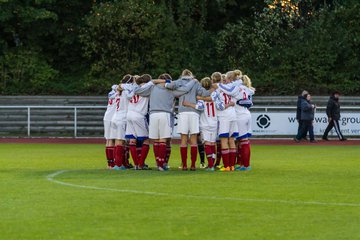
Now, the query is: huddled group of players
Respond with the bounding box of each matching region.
[103,69,255,172]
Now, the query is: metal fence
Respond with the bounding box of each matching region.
[0,105,359,138]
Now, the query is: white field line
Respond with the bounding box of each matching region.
[47,170,360,207]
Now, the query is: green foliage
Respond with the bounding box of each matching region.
[0,0,359,95]
[0,48,58,94]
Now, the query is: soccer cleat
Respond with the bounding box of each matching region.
[237,166,252,171]
[293,138,300,143]
[310,140,318,143]
[163,164,170,171]
[322,136,329,141]
[113,166,127,170]
[157,166,165,171]
[340,138,347,141]
[182,166,188,171]
[140,165,152,170]
[199,163,206,169]
[219,166,230,172]
[190,166,196,171]
[246,166,252,171]
[206,167,215,172]
[215,165,223,170]
[230,166,235,171]
[125,163,134,169]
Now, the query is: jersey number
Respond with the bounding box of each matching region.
[130,95,140,104]
[116,98,120,110]
[223,93,232,105]
[206,102,215,117]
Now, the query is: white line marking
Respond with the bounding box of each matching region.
[47,170,360,207]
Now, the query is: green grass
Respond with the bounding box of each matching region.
[0,144,359,240]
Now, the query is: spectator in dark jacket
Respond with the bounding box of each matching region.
[296,90,308,140]
[294,94,317,143]
[322,92,346,141]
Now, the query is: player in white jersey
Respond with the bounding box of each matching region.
[217,73,255,171]
[123,74,152,170]
[183,77,218,171]
[111,75,132,170]
[103,84,118,169]
[211,71,239,171]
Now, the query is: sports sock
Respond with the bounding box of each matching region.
[114,145,124,167]
[129,143,138,166]
[229,148,237,167]
[237,144,243,166]
[190,145,197,168]
[158,142,167,167]
[215,142,222,165]
[153,142,160,166]
[198,142,205,164]
[241,140,251,167]
[124,144,130,166]
[105,146,114,167]
[139,143,149,167]
[180,145,188,168]
[221,149,229,168]
[166,144,171,163]
[204,144,214,168]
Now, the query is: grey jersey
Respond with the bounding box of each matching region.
[134,81,196,114]
[165,76,210,114]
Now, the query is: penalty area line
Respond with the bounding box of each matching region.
[46,170,360,208]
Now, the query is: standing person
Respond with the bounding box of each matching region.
[294,94,317,143]
[216,74,254,171]
[135,74,197,171]
[296,90,309,141]
[183,77,218,171]
[165,69,210,171]
[111,75,132,170]
[123,74,152,170]
[322,91,347,141]
[212,71,238,171]
[103,84,118,169]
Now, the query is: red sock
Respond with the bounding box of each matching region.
[229,148,236,167]
[124,145,130,166]
[190,145,197,168]
[204,144,214,168]
[216,142,222,165]
[139,143,149,167]
[105,146,114,167]
[137,147,142,163]
[241,140,251,167]
[158,142,167,167]
[180,145,188,168]
[221,149,229,168]
[153,142,159,166]
[114,145,124,167]
[129,143,138,166]
[166,145,171,163]
[237,144,243,166]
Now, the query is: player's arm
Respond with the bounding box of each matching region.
[197,96,212,102]
[326,99,333,119]
[217,83,239,97]
[225,101,235,109]
[171,80,197,97]
[196,84,211,97]
[182,100,205,111]
[134,81,154,97]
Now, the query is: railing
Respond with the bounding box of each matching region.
[0,105,106,137]
[0,105,359,138]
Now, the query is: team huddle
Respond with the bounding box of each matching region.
[103,69,255,172]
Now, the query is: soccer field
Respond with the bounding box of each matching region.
[1,143,359,240]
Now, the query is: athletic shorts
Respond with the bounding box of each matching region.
[236,112,252,140]
[149,112,173,139]
[110,120,127,140]
[177,112,200,135]
[125,111,149,140]
[200,127,217,143]
[218,118,238,138]
[103,120,112,139]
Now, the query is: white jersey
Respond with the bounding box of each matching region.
[196,100,217,130]
[111,91,129,122]
[127,95,149,116]
[211,87,236,120]
[218,82,254,115]
[103,87,117,121]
